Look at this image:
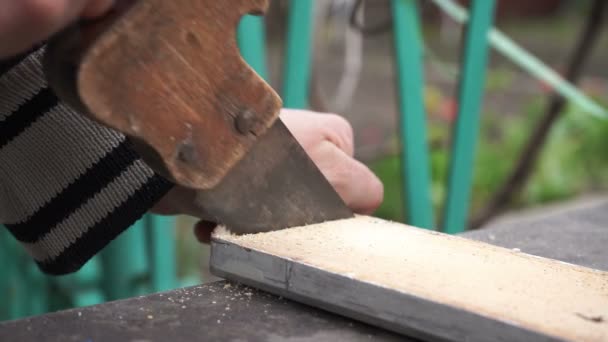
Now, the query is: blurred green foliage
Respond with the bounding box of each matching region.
[370,94,608,225]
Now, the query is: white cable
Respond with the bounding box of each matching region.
[333,0,364,112]
[312,0,364,113]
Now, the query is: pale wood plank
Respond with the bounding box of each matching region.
[211,216,608,342]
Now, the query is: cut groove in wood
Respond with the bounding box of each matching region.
[210,216,608,342]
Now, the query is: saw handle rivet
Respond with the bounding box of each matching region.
[176,140,198,165]
[235,110,256,135]
[185,32,201,48]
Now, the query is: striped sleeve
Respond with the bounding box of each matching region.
[0,46,174,275]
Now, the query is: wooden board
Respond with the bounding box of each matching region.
[210,216,608,342]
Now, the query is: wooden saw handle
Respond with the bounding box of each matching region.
[43,0,282,190]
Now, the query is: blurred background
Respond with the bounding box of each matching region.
[2,0,607,322]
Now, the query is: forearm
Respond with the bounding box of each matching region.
[0,45,173,275]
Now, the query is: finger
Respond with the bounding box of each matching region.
[280,109,355,157]
[316,142,384,215]
[321,114,355,157]
[193,220,218,244]
[0,0,112,58]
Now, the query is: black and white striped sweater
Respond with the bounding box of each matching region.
[1,46,174,275]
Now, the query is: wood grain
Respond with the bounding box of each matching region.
[210,216,608,342]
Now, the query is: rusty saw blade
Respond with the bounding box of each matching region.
[196,119,354,234]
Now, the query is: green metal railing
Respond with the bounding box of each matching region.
[238,15,269,80]
[442,0,496,233]
[1,215,177,321]
[283,0,315,108]
[392,0,435,229]
[431,0,608,120]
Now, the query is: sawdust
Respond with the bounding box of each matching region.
[213,226,234,237]
[215,216,608,342]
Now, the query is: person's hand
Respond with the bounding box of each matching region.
[152,109,384,243]
[0,0,114,58]
[278,109,383,213]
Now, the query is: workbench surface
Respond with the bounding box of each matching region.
[1,199,607,341]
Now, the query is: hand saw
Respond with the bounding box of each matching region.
[42,0,353,234]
